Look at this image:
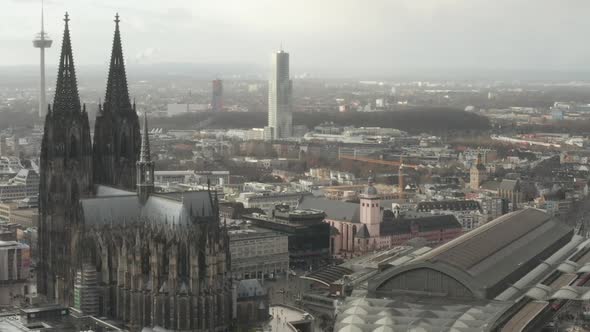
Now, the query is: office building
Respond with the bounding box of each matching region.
[0,169,40,202]
[0,240,30,305]
[229,225,289,280]
[0,156,22,178]
[268,49,292,139]
[212,79,223,112]
[243,205,330,267]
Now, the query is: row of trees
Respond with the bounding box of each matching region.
[153,107,491,134]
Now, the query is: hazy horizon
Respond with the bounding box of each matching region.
[4,0,590,78]
[6,63,590,82]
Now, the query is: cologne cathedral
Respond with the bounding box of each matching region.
[38,13,233,331]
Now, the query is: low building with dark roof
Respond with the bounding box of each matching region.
[243,205,330,268]
[416,200,484,230]
[298,196,360,223]
[416,200,482,213]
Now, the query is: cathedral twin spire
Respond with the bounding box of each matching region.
[104,13,132,114]
[92,12,141,190]
[49,12,142,191]
[52,12,81,114]
[52,12,131,117]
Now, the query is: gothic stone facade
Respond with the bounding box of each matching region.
[38,14,232,331]
[80,199,232,331]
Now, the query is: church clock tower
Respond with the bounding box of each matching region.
[360,174,381,237]
[470,153,487,190]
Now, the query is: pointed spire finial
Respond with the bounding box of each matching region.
[140,112,151,162]
[104,12,131,114]
[53,12,81,113]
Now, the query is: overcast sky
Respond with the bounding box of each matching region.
[3,0,590,76]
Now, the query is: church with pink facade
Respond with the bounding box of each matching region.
[299,177,464,257]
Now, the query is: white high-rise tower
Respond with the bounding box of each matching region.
[33,0,52,118]
[267,49,292,139]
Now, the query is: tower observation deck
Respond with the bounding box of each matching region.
[33,1,52,118]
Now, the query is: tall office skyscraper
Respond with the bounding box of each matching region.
[212,79,223,112]
[33,0,52,118]
[267,50,292,139]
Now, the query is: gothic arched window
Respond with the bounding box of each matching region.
[178,243,189,277]
[69,135,78,158]
[71,179,78,203]
[142,246,151,275]
[162,245,169,277]
[120,133,128,156]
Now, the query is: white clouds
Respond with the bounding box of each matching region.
[3,0,590,74]
[133,47,159,64]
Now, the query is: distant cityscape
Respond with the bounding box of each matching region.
[4,3,590,332]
